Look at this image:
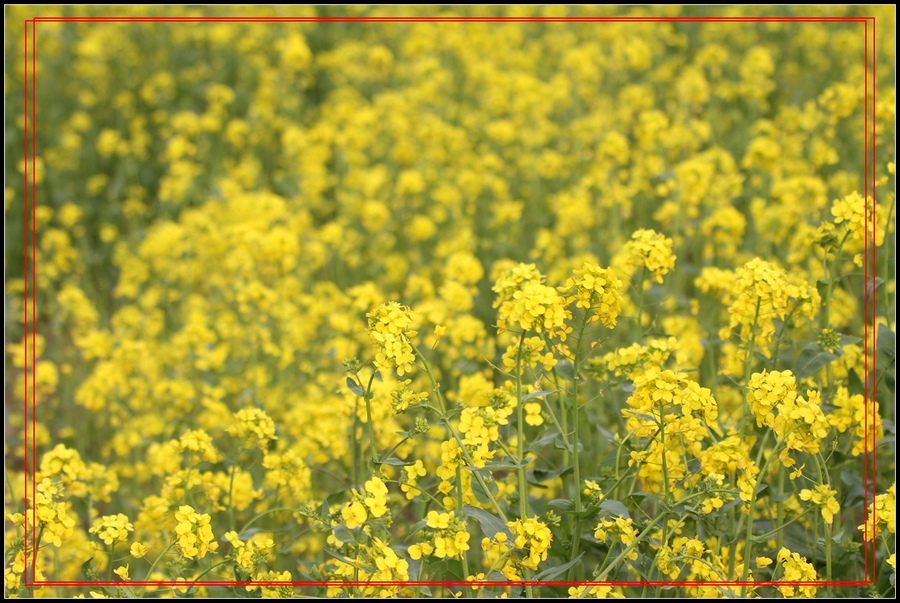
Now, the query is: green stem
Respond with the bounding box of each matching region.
[107,543,116,581]
[811,453,833,597]
[770,306,798,369]
[821,231,852,331]
[4,465,19,516]
[512,330,534,599]
[659,404,670,504]
[739,297,762,438]
[550,369,570,474]
[775,465,785,552]
[183,559,230,591]
[740,437,787,596]
[362,371,379,464]
[456,465,472,597]
[385,479,443,507]
[752,507,814,543]
[352,396,360,489]
[594,512,668,581]
[883,193,896,326]
[237,507,298,536]
[411,342,508,523]
[227,463,237,532]
[634,266,647,338]
[568,310,590,581]
[141,542,176,597]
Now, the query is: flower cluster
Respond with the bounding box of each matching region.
[860,483,896,542]
[174,505,218,560]
[622,366,717,493]
[775,547,818,597]
[721,259,820,355]
[227,407,278,451]
[799,485,841,525]
[560,263,623,328]
[408,511,471,560]
[494,264,571,338]
[593,516,639,561]
[341,476,390,529]
[508,516,553,570]
[620,229,676,284]
[89,514,134,547]
[828,386,885,456]
[367,302,418,376]
[2,4,893,598]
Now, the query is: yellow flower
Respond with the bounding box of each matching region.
[859,483,896,542]
[776,547,817,597]
[174,505,218,560]
[342,500,367,529]
[89,513,134,547]
[622,229,676,284]
[800,485,840,525]
[130,542,147,558]
[113,565,130,581]
[524,402,544,426]
[367,302,419,376]
[560,263,623,328]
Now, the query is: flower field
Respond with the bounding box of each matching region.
[4,5,897,599]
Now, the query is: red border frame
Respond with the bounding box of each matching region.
[18,12,880,592]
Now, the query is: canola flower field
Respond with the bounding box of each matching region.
[3,5,897,599]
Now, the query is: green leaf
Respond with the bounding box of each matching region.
[346,377,365,397]
[238,527,263,541]
[597,425,616,445]
[877,323,895,360]
[554,436,583,454]
[463,505,513,541]
[532,553,584,581]
[333,525,356,544]
[405,519,429,540]
[866,277,885,298]
[377,457,410,467]
[837,334,862,347]
[847,369,864,396]
[548,499,576,513]
[323,547,373,572]
[599,499,630,519]
[471,475,499,505]
[470,460,530,471]
[527,466,572,485]
[530,430,560,453]
[521,389,559,402]
[768,490,793,503]
[321,489,347,523]
[793,342,842,379]
[571,503,603,521]
[555,361,577,382]
[373,370,383,382]
[627,491,660,506]
[80,557,96,580]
